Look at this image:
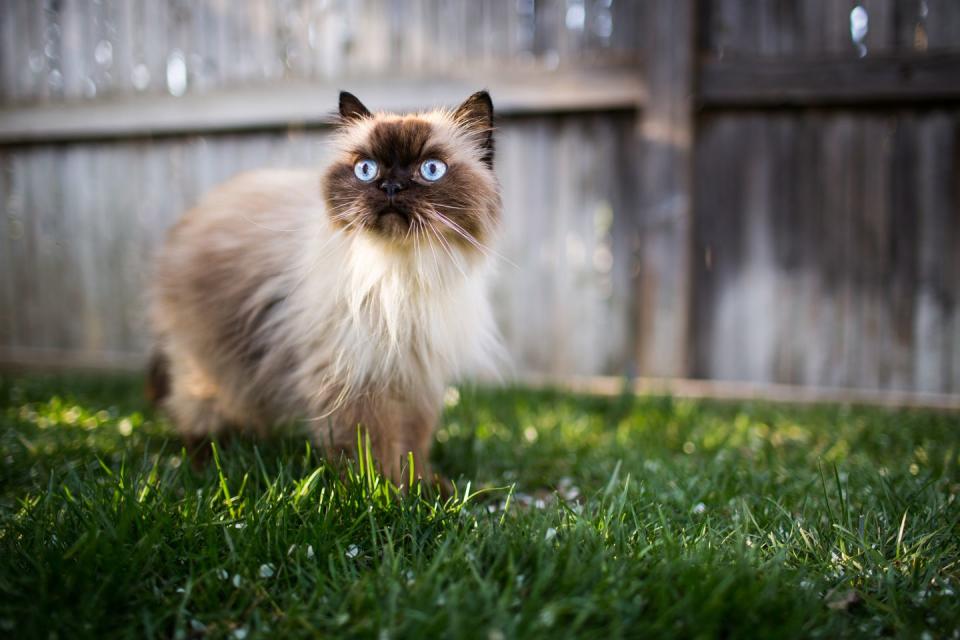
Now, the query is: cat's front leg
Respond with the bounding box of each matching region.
[318,396,441,489]
[391,402,442,489]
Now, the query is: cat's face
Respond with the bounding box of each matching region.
[322,91,500,253]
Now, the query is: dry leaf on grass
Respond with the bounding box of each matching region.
[825,588,860,611]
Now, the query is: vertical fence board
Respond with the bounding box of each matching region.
[767,114,800,383]
[792,113,827,387]
[859,116,893,389]
[635,0,695,378]
[925,0,960,51]
[913,114,957,392]
[0,151,16,344]
[888,115,921,388]
[691,115,745,380]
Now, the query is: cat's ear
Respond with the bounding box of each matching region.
[339,91,372,122]
[453,91,494,168]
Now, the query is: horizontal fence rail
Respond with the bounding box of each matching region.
[700,52,960,108]
[526,375,960,413]
[0,69,646,144]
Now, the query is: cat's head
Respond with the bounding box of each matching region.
[322,91,501,253]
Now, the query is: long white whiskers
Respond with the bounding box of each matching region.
[430,209,518,269]
[424,220,466,281]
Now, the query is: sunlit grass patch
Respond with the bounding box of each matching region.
[1,373,958,638]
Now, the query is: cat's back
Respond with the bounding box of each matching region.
[152,168,326,343]
[168,168,323,240]
[157,167,325,275]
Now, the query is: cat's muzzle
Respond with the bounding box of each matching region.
[373,204,413,237]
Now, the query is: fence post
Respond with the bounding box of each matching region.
[634,0,696,379]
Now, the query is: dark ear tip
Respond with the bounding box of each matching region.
[454,90,493,124]
[338,90,358,110]
[471,90,493,110]
[339,90,371,120]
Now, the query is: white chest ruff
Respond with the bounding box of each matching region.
[283,230,498,412]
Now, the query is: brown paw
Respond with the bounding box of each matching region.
[181,434,233,472]
[181,435,212,472]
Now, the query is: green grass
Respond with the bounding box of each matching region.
[1,373,958,639]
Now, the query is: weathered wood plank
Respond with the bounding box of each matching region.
[924,0,960,52]
[700,53,960,108]
[0,6,14,102]
[522,374,960,413]
[857,115,894,390]
[13,151,42,350]
[0,150,16,344]
[491,115,637,377]
[913,114,957,393]
[689,106,960,395]
[767,113,801,383]
[691,114,746,380]
[792,112,829,387]
[824,116,856,388]
[0,69,646,144]
[844,118,870,388]
[1,116,636,379]
[862,0,897,55]
[27,147,67,349]
[634,0,695,378]
[1,0,647,107]
[0,346,146,371]
[733,115,777,382]
[888,115,921,388]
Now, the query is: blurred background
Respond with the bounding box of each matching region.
[0,1,958,402]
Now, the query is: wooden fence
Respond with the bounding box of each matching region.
[691,0,960,395]
[1,0,959,400]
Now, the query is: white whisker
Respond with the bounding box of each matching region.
[425,219,468,281]
[430,209,518,269]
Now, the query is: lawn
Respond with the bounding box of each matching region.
[0,373,958,639]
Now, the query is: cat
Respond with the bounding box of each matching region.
[148,90,503,486]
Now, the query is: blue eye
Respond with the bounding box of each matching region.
[354,159,378,182]
[420,159,447,182]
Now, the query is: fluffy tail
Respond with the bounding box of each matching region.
[145,349,170,406]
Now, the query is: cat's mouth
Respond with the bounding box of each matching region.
[370,205,413,238]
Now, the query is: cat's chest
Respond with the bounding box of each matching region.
[343,280,483,365]
[287,238,494,392]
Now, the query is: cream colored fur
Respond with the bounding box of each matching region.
[151,107,501,483]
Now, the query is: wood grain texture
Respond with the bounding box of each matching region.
[1,0,959,401]
[700,53,960,108]
[634,0,695,378]
[0,0,641,106]
[703,0,956,59]
[0,70,646,144]
[692,110,960,394]
[0,117,637,379]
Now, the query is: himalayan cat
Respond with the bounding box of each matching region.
[148,90,502,485]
